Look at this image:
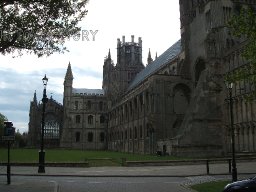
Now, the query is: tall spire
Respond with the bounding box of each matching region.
[65,62,73,80]
[147,48,153,65]
[64,62,73,96]
[155,52,158,60]
[108,49,111,59]
[33,90,37,103]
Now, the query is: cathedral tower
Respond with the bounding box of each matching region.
[115,35,144,97]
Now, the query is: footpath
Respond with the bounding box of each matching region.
[0,161,255,192]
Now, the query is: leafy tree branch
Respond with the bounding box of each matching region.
[0,0,88,57]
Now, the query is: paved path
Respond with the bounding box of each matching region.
[0,161,255,192]
[1,161,255,177]
[0,176,192,192]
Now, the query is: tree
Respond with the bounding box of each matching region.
[0,112,8,137]
[0,0,88,57]
[228,7,256,99]
[14,129,28,148]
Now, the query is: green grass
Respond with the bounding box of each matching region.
[0,148,185,166]
[191,180,230,192]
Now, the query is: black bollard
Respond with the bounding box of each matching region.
[7,140,11,185]
[206,160,209,175]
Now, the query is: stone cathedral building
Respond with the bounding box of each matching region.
[28,92,63,147]
[28,0,256,157]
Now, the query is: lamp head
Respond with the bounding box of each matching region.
[42,74,48,87]
[225,81,233,89]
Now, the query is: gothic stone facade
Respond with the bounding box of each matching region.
[28,92,63,148]
[60,64,108,150]
[29,0,256,157]
[106,0,256,157]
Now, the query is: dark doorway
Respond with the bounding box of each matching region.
[195,58,206,86]
[163,145,167,156]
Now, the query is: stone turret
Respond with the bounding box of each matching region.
[28,91,40,147]
[33,90,37,103]
[64,62,73,98]
[147,48,153,65]
[103,49,114,99]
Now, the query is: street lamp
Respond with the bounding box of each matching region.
[149,127,154,155]
[225,81,237,182]
[38,74,48,173]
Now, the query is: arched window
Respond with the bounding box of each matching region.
[121,106,124,122]
[100,132,105,142]
[87,100,91,110]
[88,132,93,142]
[99,101,103,111]
[100,115,105,124]
[130,128,132,139]
[88,115,93,124]
[146,123,150,137]
[194,58,206,86]
[125,130,128,140]
[139,94,143,110]
[75,115,81,123]
[145,92,149,110]
[226,39,230,49]
[75,132,80,142]
[134,98,137,109]
[75,101,79,110]
[134,127,137,139]
[129,101,133,115]
[172,66,176,74]
[173,84,191,115]
[125,104,128,119]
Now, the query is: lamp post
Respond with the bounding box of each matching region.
[225,81,237,182]
[38,74,48,173]
[149,127,154,155]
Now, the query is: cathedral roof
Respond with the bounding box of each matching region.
[73,88,104,96]
[128,39,181,91]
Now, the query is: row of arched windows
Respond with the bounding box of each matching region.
[75,132,105,143]
[75,115,105,124]
[109,92,149,123]
[74,100,105,111]
[109,125,150,141]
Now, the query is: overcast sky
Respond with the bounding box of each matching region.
[0,0,181,133]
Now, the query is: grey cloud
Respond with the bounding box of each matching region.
[72,66,102,79]
[3,110,29,122]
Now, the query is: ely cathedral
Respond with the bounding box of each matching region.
[28,0,256,157]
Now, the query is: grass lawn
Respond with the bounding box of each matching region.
[0,148,185,166]
[191,180,230,192]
